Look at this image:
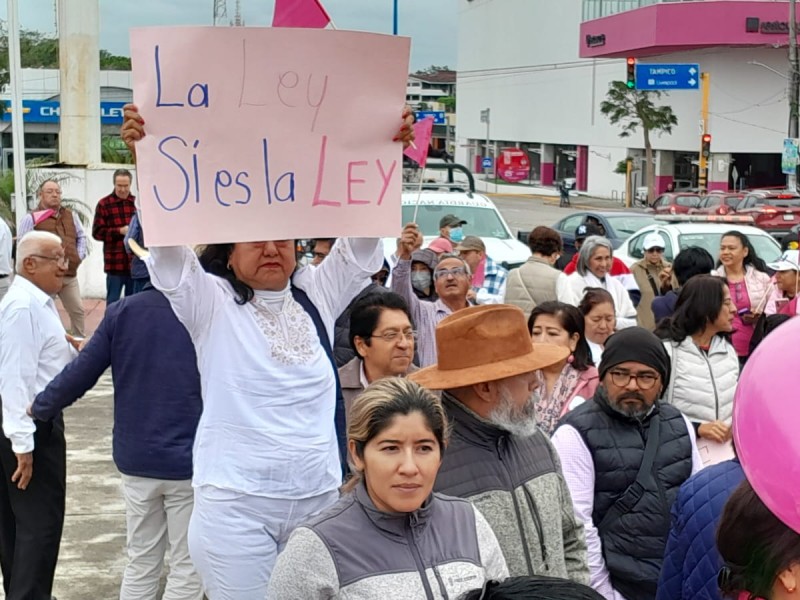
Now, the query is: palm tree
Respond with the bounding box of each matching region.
[600,81,678,205]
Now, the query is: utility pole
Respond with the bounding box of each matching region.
[480,108,491,180]
[393,0,399,35]
[7,0,27,228]
[698,72,710,192]
[789,0,799,191]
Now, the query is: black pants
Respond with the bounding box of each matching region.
[0,415,66,600]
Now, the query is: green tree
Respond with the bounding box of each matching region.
[600,81,678,205]
[438,95,456,112]
[416,65,451,76]
[99,49,131,70]
[0,27,132,90]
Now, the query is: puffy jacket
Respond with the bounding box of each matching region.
[656,459,745,600]
[504,256,565,315]
[434,393,589,583]
[267,482,509,599]
[711,265,772,313]
[662,336,738,425]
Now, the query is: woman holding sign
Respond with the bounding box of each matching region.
[122,104,414,598]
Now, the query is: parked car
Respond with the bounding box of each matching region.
[524,211,659,268]
[690,192,745,216]
[389,163,531,269]
[649,193,702,214]
[733,190,800,238]
[615,215,782,268]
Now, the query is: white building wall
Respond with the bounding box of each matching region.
[456,0,792,192]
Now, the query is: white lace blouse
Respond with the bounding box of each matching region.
[145,240,383,499]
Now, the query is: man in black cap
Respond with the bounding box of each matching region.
[556,223,602,271]
[429,214,467,255]
[551,327,702,600]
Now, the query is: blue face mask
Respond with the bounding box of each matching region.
[450,227,464,243]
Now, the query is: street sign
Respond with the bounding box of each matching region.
[480,108,490,123]
[482,157,493,169]
[783,138,799,175]
[414,110,446,125]
[635,63,700,91]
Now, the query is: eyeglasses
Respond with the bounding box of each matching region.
[608,369,660,390]
[646,247,665,254]
[368,330,417,343]
[433,267,468,280]
[30,254,68,268]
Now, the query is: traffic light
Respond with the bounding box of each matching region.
[701,133,712,159]
[626,58,636,89]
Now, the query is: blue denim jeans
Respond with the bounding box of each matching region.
[106,274,133,305]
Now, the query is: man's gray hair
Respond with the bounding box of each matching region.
[16,231,62,274]
[576,235,613,277]
[436,253,471,276]
[36,179,60,195]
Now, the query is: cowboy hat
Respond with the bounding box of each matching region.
[409,305,569,390]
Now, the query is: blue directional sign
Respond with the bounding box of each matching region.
[635,63,700,91]
[415,110,446,125]
[482,157,493,169]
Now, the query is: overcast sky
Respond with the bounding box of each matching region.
[1,0,457,71]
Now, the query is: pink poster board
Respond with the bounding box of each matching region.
[130,27,410,246]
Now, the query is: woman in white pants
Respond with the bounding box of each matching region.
[121,105,414,599]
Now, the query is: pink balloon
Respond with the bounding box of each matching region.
[733,315,800,534]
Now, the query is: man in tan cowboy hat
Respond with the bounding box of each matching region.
[409,304,589,583]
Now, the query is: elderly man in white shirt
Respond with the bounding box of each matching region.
[0,230,77,599]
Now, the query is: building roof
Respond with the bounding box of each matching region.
[411,69,457,84]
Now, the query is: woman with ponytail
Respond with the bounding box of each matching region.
[268,378,508,599]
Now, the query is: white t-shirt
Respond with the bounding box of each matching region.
[146,239,383,499]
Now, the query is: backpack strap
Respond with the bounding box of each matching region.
[597,414,662,534]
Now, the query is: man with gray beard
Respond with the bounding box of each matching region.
[552,327,703,600]
[410,305,589,583]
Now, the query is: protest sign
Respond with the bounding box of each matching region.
[130,27,410,246]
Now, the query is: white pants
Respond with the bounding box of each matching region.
[188,486,339,600]
[120,475,204,600]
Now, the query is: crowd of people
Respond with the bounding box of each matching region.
[0,102,798,600]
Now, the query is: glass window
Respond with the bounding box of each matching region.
[557,214,586,235]
[605,215,658,236]
[676,195,701,208]
[402,205,511,239]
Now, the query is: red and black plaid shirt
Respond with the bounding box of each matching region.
[92,193,137,274]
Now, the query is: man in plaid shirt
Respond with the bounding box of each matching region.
[93,169,137,304]
[455,236,509,305]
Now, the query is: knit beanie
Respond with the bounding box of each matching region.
[599,327,671,390]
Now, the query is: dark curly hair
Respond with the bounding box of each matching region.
[198,244,255,305]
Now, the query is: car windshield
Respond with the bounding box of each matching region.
[401,205,511,239]
[605,215,658,236]
[676,195,701,207]
[724,196,741,207]
[678,232,781,264]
